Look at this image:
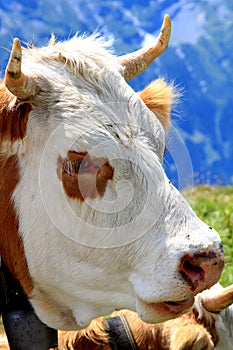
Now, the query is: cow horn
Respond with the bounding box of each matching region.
[118,14,171,81]
[4,38,39,99]
[202,284,233,312]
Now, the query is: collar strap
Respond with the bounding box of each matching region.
[104,314,139,350]
[0,257,31,312]
[0,256,9,311]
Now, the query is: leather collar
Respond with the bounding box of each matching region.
[104,314,139,350]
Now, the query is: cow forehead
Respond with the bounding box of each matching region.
[21,35,121,83]
[60,115,165,160]
[21,37,166,160]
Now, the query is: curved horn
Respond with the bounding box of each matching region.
[202,284,233,312]
[118,14,171,81]
[4,38,39,99]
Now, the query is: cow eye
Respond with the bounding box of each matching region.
[63,158,91,175]
[78,158,91,171]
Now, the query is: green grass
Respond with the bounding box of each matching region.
[183,185,233,287]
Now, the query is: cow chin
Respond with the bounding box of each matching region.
[136,296,195,324]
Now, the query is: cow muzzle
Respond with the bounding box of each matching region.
[179,243,224,294]
[135,243,224,324]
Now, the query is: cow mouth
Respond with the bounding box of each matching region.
[146,297,195,317]
[161,297,195,314]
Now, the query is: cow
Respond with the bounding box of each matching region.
[0,14,224,332]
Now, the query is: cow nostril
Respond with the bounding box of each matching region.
[182,260,205,283]
[179,250,224,293]
[180,258,205,290]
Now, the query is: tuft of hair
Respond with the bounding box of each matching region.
[139,78,179,133]
[58,316,110,350]
[169,324,214,350]
[0,336,9,350]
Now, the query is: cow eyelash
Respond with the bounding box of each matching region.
[63,158,90,175]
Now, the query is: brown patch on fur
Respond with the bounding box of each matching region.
[0,83,33,296]
[58,318,110,350]
[193,307,219,347]
[0,155,33,296]
[139,79,177,132]
[163,311,214,350]
[0,336,9,350]
[0,83,31,145]
[57,151,114,202]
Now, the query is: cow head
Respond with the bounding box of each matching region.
[0,15,224,330]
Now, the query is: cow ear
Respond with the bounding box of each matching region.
[139,79,178,133]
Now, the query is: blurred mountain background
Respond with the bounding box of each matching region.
[0,0,232,189]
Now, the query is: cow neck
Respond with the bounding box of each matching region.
[0,84,33,296]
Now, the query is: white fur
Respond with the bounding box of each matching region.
[216,304,233,349]
[7,35,223,330]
